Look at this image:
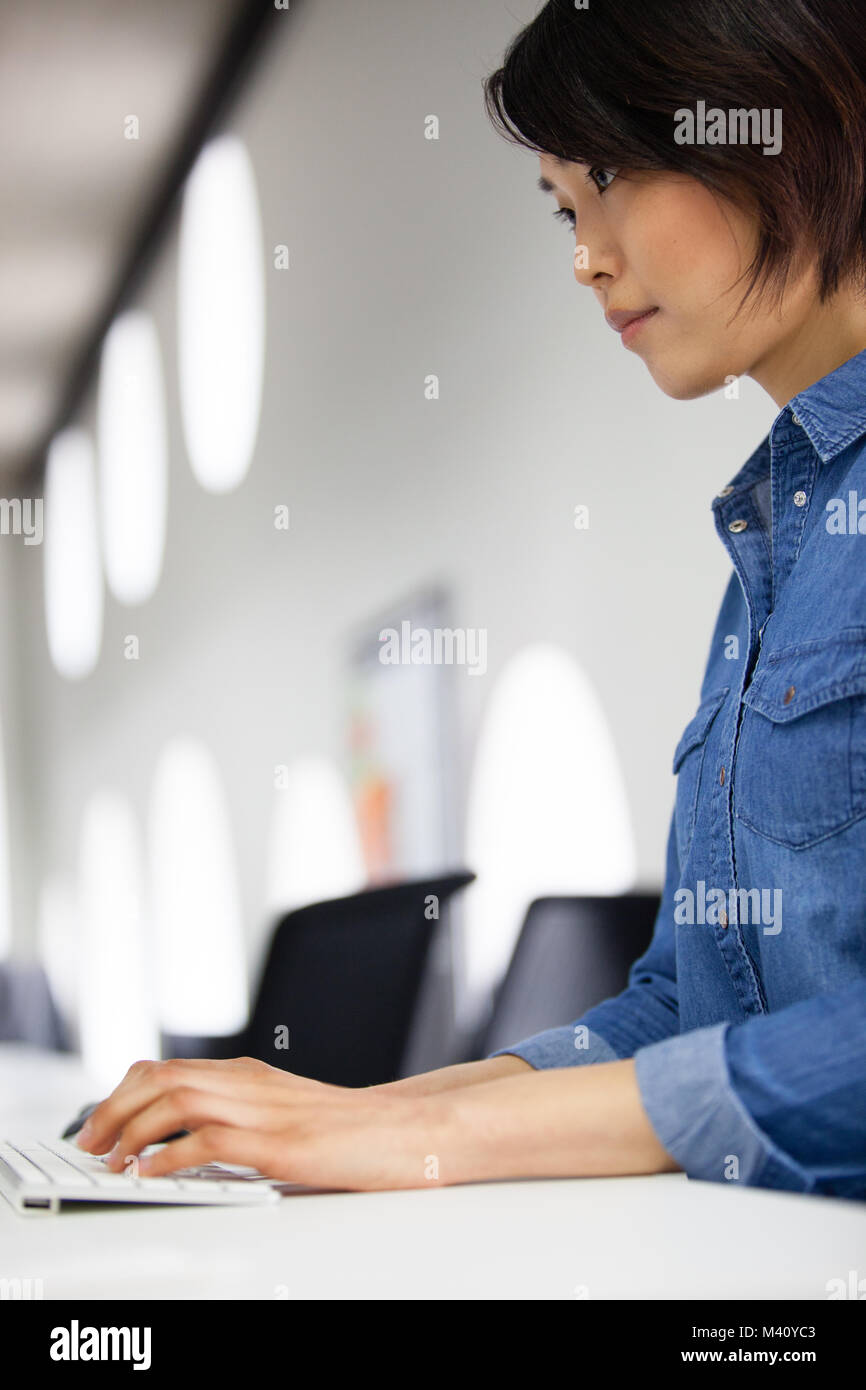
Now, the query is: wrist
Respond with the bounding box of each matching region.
[370,1053,532,1099]
[433,1079,521,1185]
[402,1089,480,1187]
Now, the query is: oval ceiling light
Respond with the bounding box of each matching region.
[44,427,104,680]
[462,642,637,1021]
[0,707,11,960]
[265,755,366,917]
[97,309,168,604]
[148,736,248,1037]
[78,791,160,1091]
[177,133,265,493]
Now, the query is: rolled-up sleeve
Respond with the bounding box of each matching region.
[491,1023,619,1069]
[634,981,866,1201]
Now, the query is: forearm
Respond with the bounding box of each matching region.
[437,1058,681,1184]
[373,1053,531,1097]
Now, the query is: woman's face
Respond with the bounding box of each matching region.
[538,154,819,404]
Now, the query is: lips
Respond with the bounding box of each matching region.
[605,307,659,333]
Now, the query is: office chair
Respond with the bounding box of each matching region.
[0,961,69,1050]
[162,871,475,1088]
[470,892,660,1060]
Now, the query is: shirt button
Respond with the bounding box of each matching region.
[783,685,796,705]
[717,485,734,498]
[793,490,807,507]
[729,519,748,533]
[719,910,729,928]
[791,412,801,426]
[720,766,726,785]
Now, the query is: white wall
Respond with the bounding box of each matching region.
[0,534,32,955]
[7,0,776,1003]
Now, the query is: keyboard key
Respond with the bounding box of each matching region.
[0,1144,51,1186]
[20,1145,103,1190]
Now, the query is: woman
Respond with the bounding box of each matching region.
[78,0,866,1200]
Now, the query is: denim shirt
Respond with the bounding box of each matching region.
[492,346,866,1201]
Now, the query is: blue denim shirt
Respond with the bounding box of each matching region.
[492,347,866,1201]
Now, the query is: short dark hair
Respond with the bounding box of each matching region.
[483,0,866,314]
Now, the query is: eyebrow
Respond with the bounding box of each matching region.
[537,175,557,195]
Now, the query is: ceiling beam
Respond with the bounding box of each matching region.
[24,0,297,489]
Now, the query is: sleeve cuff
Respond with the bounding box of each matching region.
[489,1024,619,1070]
[634,1022,815,1193]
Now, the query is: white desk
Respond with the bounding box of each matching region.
[2,1045,864,1300]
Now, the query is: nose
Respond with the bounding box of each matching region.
[572,243,613,292]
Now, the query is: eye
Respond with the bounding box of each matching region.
[588,166,619,192]
[551,167,620,231]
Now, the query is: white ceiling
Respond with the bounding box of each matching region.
[0,0,242,483]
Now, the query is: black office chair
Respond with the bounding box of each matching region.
[162,871,475,1088]
[469,892,660,1060]
[0,961,69,1050]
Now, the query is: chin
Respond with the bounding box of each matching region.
[647,358,731,401]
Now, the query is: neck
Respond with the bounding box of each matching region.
[748,283,866,407]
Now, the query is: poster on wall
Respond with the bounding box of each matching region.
[346,587,456,885]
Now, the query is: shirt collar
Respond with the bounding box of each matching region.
[784,345,866,464]
[713,346,866,508]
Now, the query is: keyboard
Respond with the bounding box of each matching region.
[0,1138,283,1214]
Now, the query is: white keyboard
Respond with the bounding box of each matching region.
[0,1138,283,1214]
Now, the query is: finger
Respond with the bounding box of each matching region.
[105,1091,283,1170]
[79,1058,274,1153]
[77,1059,173,1153]
[136,1124,287,1179]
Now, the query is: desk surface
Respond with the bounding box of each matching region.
[2,1045,864,1300]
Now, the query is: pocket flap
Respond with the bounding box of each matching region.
[743,628,866,723]
[672,687,729,773]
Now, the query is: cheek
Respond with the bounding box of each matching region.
[630,189,752,314]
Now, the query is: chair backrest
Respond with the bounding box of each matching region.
[0,962,69,1049]
[473,893,659,1060]
[240,871,475,1087]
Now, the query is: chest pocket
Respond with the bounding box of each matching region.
[673,687,729,863]
[734,630,866,849]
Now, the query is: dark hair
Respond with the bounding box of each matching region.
[484,0,866,314]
